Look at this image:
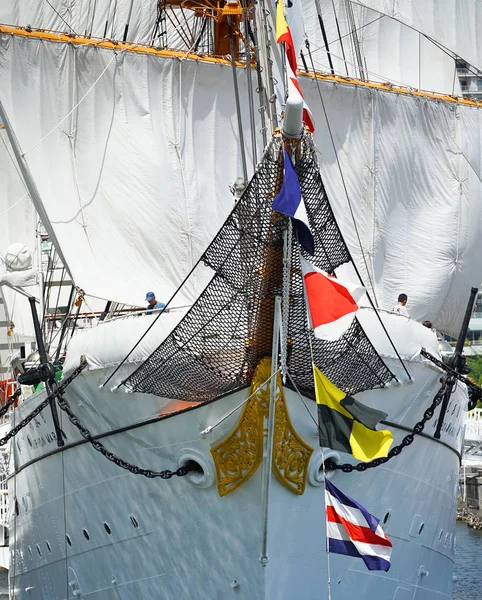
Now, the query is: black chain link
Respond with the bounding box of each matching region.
[0,388,21,418]
[56,367,190,480]
[0,361,87,447]
[325,384,447,473]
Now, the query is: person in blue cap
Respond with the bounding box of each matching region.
[145,292,166,315]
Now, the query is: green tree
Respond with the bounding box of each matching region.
[466,356,482,383]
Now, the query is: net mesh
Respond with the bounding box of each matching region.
[125,135,395,400]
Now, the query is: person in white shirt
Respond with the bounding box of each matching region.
[393,293,409,317]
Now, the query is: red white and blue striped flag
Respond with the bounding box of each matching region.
[325,478,392,571]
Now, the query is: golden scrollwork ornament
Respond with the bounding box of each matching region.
[211,357,313,496]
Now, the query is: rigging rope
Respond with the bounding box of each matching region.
[305,39,376,305]
[121,135,395,400]
[229,17,248,182]
[242,0,258,168]
[305,44,421,92]
[313,0,335,75]
[330,0,348,76]
[89,0,99,37]
[0,131,28,195]
[47,265,66,352]
[345,0,365,80]
[0,192,29,219]
[22,50,124,157]
[326,14,385,50]
[304,39,411,382]
[100,196,241,389]
[246,13,268,147]
[43,0,76,34]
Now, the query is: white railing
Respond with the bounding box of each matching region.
[465,408,482,441]
[0,488,7,528]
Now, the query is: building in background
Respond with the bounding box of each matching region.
[457,60,482,100]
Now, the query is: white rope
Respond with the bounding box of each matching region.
[199,368,281,437]
[0,191,29,218]
[307,44,423,92]
[22,49,124,157]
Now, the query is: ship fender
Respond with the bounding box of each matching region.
[176,448,215,489]
[308,449,341,486]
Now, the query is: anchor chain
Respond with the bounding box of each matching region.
[421,348,482,410]
[325,383,448,473]
[56,375,190,480]
[0,388,21,418]
[0,361,87,447]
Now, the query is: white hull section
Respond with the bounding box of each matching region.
[8,356,465,599]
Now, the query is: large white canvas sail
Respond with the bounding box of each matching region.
[301,0,460,95]
[301,77,482,337]
[0,2,195,47]
[1,31,481,335]
[0,129,36,258]
[0,127,37,338]
[354,0,482,75]
[0,1,157,42]
[0,34,259,308]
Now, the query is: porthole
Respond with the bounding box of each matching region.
[445,532,449,546]
[66,535,72,547]
[130,516,139,528]
[382,511,391,526]
[308,450,341,486]
[46,541,51,553]
[418,523,425,535]
[104,523,112,535]
[438,529,444,541]
[82,529,90,541]
[27,546,32,557]
[36,544,41,556]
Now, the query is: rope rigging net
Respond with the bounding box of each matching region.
[123,133,395,401]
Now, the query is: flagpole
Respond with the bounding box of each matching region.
[306,292,333,599]
[259,295,282,566]
[322,451,333,600]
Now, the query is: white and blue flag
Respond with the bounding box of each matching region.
[272,149,315,255]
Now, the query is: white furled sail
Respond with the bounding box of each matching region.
[1,27,481,335]
[0,33,260,308]
[0,2,196,49]
[0,129,36,264]
[0,126,37,338]
[300,0,460,95]
[302,76,482,337]
[0,1,157,43]
[353,0,482,75]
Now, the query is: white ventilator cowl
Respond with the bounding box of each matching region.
[4,243,32,272]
